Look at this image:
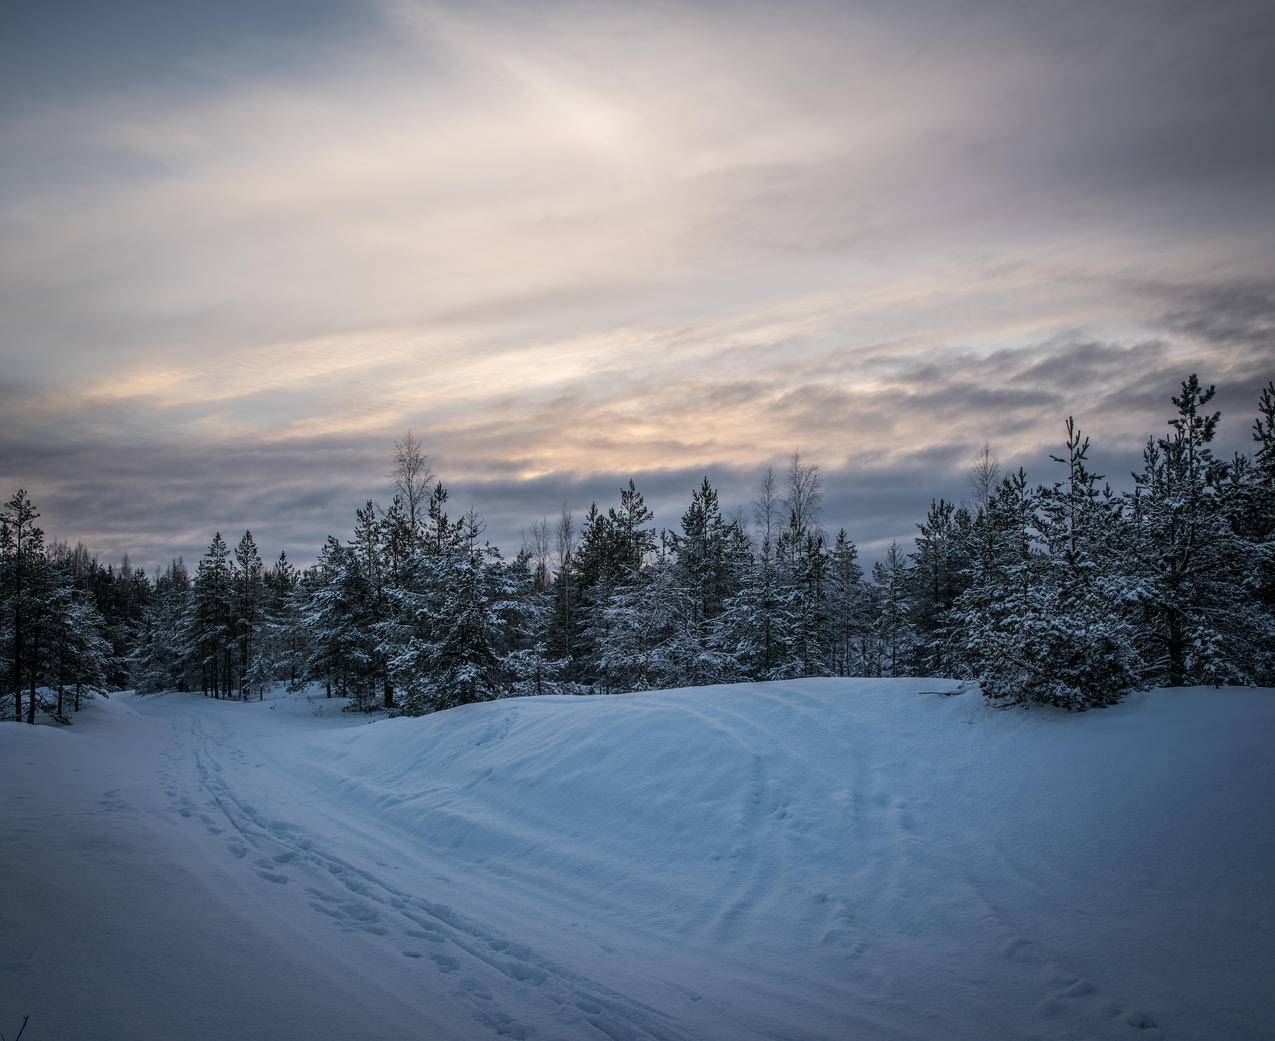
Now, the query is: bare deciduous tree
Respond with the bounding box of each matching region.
[753,467,779,555]
[784,451,822,536]
[523,518,552,591]
[555,506,575,576]
[968,443,1001,509]
[389,431,433,537]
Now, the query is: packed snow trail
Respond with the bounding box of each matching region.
[2,681,1273,1041]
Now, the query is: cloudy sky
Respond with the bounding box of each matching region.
[2,0,1272,569]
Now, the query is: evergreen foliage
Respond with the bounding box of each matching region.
[4,373,1271,721]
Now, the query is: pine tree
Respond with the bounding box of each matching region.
[1127,376,1265,686]
[133,559,192,693]
[501,547,570,697]
[350,502,394,709]
[713,470,787,680]
[398,514,511,713]
[233,531,264,699]
[826,530,867,676]
[871,542,914,678]
[668,477,750,684]
[1,490,44,722]
[573,485,657,685]
[189,533,233,697]
[50,582,114,716]
[952,469,1045,703]
[591,558,724,692]
[1032,418,1143,707]
[909,500,966,676]
[299,536,359,700]
[258,550,303,691]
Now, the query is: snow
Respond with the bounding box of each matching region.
[1,680,1272,1041]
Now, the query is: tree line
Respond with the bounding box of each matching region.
[3,375,1272,722]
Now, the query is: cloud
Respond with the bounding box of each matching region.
[2,0,1273,567]
[1161,281,1275,348]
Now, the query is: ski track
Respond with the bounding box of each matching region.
[158,709,691,1041]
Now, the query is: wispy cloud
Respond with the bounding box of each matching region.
[2,0,1272,566]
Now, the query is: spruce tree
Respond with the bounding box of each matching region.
[826,530,866,676]
[233,531,264,699]
[133,559,192,693]
[871,542,914,678]
[909,500,966,676]
[1127,376,1265,686]
[189,533,233,697]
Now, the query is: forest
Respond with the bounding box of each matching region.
[3,374,1273,722]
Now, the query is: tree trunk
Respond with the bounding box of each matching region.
[75,681,82,712]
[11,540,22,721]
[383,674,395,710]
[1166,608,1185,687]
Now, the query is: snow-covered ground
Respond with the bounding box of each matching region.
[1,681,1272,1041]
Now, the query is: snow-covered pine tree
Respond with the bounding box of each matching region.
[380,482,468,711]
[259,550,303,691]
[1127,376,1266,686]
[501,546,570,697]
[952,469,1046,704]
[574,485,657,687]
[233,531,264,699]
[713,469,792,680]
[610,480,657,576]
[1231,381,1275,679]
[188,533,234,697]
[908,500,967,676]
[132,559,192,693]
[350,501,395,710]
[668,477,750,685]
[1032,418,1144,708]
[50,582,114,716]
[298,536,358,700]
[398,512,512,713]
[765,456,831,679]
[1,490,44,722]
[785,527,832,679]
[870,542,914,678]
[591,560,670,693]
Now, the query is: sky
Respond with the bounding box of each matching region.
[2,0,1273,570]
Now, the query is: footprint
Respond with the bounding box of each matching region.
[430,953,459,973]
[1123,1008,1156,1029]
[1001,936,1045,965]
[406,928,446,944]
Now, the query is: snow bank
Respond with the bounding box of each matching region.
[291,679,1275,1039]
[2,680,1272,1041]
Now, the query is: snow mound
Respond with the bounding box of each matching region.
[291,678,1275,1040]
[2,679,1272,1041]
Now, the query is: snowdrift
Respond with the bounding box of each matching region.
[2,679,1273,1041]
[291,678,1275,1039]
